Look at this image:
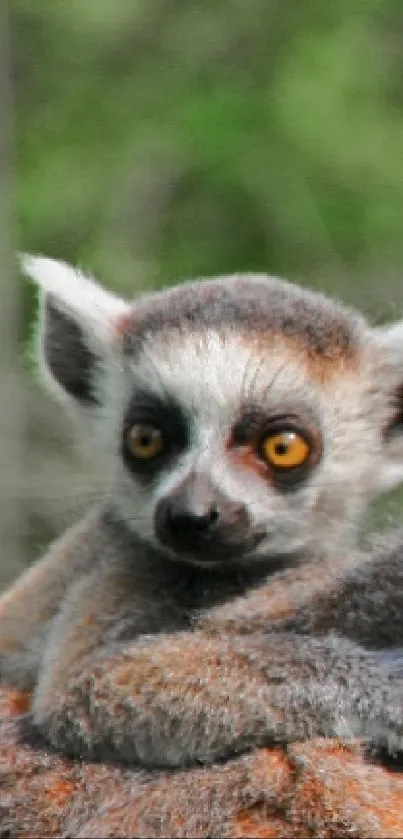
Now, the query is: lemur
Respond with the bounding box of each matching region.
[1,254,403,768]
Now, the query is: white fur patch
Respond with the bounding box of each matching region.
[20,254,129,345]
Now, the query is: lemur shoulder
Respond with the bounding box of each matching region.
[1,254,403,767]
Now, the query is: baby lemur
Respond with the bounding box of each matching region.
[1,255,403,768]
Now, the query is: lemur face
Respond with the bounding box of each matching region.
[117,330,324,565]
[113,326,376,565]
[22,257,403,568]
[111,277,403,566]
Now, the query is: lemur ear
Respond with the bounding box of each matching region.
[372,319,403,491]
[20,254,130,408]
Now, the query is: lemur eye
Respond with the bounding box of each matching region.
[126,424,164,460]
[260,431,310,470]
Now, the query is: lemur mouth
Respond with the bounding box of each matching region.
[163,544,301,581]
[160,531,267,566]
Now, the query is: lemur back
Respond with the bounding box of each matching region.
[1,255,403,767]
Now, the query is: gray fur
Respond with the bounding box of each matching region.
[284,526,403,647]
[1,256,403,768]
[122,272,364,360]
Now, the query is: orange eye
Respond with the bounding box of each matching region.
[260,431,310,470]
[126,424,164,460]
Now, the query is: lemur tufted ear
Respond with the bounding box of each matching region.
[372,318,403,491]
[20,254,130,408]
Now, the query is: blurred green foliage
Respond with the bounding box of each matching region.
[9,0,403,564]
[13,0,403,316]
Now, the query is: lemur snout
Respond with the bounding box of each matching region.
[154,472,250,558]
[161,499,219,549]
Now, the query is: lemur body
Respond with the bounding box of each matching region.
[1,256,403,767]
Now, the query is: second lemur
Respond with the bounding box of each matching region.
[1,256,403,767]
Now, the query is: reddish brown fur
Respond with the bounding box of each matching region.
[250,332,362,383]
[230,445,270,481]
[2,686,403,838]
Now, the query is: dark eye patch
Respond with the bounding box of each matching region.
[230,404,322,491]
[231,408,267,446]
[121,388,189,482]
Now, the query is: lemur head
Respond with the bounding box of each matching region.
[21,255,403,568]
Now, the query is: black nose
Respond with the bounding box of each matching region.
[168,504,219,539]
[155,495,219,553]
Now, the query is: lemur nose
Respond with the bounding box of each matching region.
[169,503,218,536]
[154,472,223,553]
[158,497,219,552]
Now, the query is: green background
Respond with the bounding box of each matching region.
[15,1,403,312]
